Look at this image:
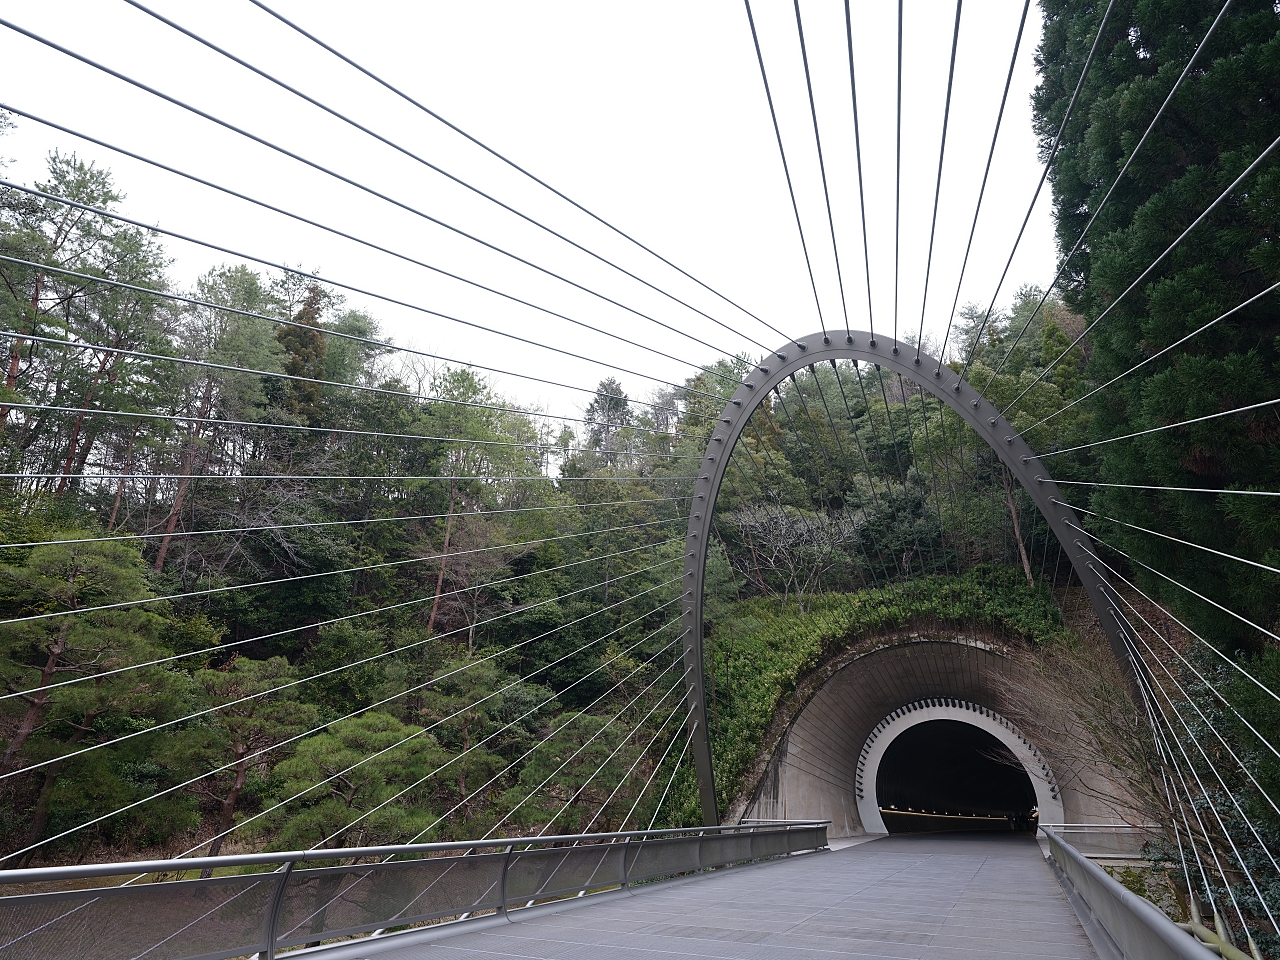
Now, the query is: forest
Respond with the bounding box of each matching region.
[0,7,1278,946]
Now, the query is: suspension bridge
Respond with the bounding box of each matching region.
[0,0,1277,957]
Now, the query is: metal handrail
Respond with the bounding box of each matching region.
[0,821,829,960]
[0,820,828,885]
[1042,827,1217,960]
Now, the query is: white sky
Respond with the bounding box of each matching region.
[0,0,1058,419]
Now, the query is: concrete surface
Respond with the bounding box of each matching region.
[372,832,1099,959]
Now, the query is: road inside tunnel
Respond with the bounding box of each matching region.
[876,719,1039,833]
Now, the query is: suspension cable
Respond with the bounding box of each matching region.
[0,568,681,863]
[1054,497,1280,577]
[1078,524,1280,646]
[895,373,953,575]
[0,539,680,703]
[402,631,689,847]
[1114,591,1280,817]
[893,0,903,347]
[485,664,690,838]
[584,700,692,833]
[0,568,681,786]
[246,0,795,348]
[935,0,1030,372]
[1,397,694,452]
[0,496,685,552]
[1000,127,1280,416]
[743,0,826,337]
[1032,396,1280,460]
[536,675,690,835]
[0,516,678,630]
[1075,537,1280,711]
[1049,478,1280,499]
[1017,278,1280,439]
[0,183,736,402]
[0,23,751,374]
[121,0,771,357]
[842,0,875,343]
[1097,569,1280,763]
[560,695,691,835]
[793,0,850,339]
[959,0,1117,384]
[624,702,694,830]
[914,0,964,361]
[0,326,703,458]
[273,631,685,938]
[309,624,685,851]
[315,626,683,854]
[646,725,693,830]
[1120,623,1276,934]
[982,0,1236,393]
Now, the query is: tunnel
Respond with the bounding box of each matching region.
[733,637,1105,836]
[875,719,1038,833]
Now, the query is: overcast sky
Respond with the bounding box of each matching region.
[0,0,1058,419]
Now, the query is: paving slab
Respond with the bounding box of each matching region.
[369,832,1098,959]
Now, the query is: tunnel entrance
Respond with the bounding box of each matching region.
[875,719,1038,833]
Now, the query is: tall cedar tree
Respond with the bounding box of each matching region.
[1036,0,1280,653]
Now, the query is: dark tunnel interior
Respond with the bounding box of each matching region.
[875,719,1038,833]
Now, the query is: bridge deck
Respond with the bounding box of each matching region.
[378,833,1098,959]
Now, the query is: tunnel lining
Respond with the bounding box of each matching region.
[856,699,1063,833]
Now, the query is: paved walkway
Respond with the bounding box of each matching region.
[379,832,1098,959]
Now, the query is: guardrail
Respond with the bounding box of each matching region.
[1042,827,1217,960]
[0,820,828,960]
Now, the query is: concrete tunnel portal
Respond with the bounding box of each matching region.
[736,637,1090,836]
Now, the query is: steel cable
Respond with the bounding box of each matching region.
[959,0,1117,384]
[935,0,1031,372]
[982,0,1236,394]
[0,396,697,449]
[0,566,681,786]
[913,0,964,361]
[646,726,693,830]
[0,182,736,403]
[793,0,851,339]
[0,568,682,863]
[273,631,685,940]
[1053,497,1280,577]
[1113,591,1280,817]
[1000,127,1280,416]
[0,496,686,552]
[246,0,796,348]
[0,325,703,458]
[743,0,826,337]
[1070,531,1280,696]
[1120,623,1274,934]
[843,0,876,343]
[0,516,680,629]
[122,0,770,357]
[1016,278,1280,439]
[0,538,680,703]
[0,21,752,377]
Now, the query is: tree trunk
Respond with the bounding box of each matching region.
[426,480,457,636]
[154,376,215,572]
[55,349,113,495]
[107,425,140,530]
[0,622,70,776]
[18,710,96,868]
[200,750,249,878]
[0,273,42,424]
[1003,467,1034,587]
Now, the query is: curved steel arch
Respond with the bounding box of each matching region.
[680,331,1124,826]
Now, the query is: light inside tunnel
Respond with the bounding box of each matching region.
[875,720,1038,833]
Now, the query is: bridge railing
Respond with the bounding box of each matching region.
[0,821,828,960]
[1042,827,1216,960]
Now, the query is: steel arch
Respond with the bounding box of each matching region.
[680,331,1124,826]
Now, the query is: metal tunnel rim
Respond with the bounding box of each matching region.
[680,331,1125,826]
